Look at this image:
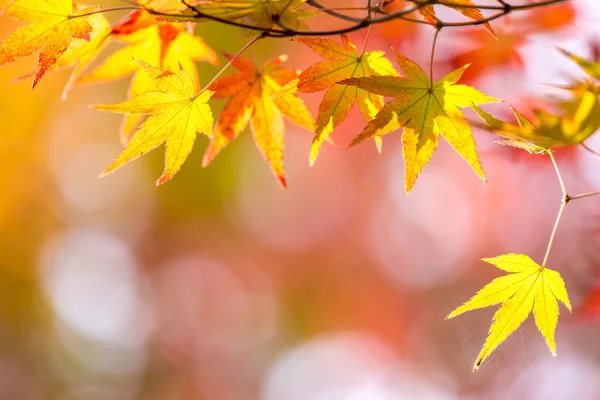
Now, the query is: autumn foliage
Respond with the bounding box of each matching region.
[0,0,599,372]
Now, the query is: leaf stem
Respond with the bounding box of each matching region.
[193,35,262,99]
[581,141,600,161]
[542,201,566,268]
[72,6,140,18]
[361,25,374,56]
[429,28,441,87]
[549,150,567,197]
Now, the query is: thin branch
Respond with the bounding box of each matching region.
[143,0,570,38]
[569,190,600,201]
[581,141,600,161]
[429,28,441,86]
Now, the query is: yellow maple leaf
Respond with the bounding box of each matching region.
[203,54,314,188]
[473,86,600,150]
[92,62,214,185]
[446,254,571,371]
[559,48,600,81]
[294,34,398,164]
[0,0,97,87]
[79,16,218,143]
[342,48,500,192]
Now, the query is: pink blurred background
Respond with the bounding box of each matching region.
[1,1,600,399]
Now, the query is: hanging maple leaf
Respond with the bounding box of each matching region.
[202,54,314,188]
[446,254,571,371]
[92,62,214,185]
[0,0,98,87]
[473,86,600,151]
[294,35,398,164]
[342,48,500,192]
[79,14,218,143]
[417,0,494,36]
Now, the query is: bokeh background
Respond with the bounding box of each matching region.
[1,0,600,399]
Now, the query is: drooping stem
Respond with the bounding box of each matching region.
[542,201,566,268]
[72,6,140,18]
[549,150,567,198]
[429,28,441,87]
[581,142,600,161]
[193,34,263,99]
[542,151,568,267]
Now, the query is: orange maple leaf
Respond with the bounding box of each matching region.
[0,0,98,87]
[203,54,314,188]
[448,27,525,82]
[526,3,576,33]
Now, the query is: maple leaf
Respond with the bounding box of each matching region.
[525,3,576,33]
[92,62,214,185]
[202,54,314,188]
[0,0,98,87]
[473,87,600,150]
[418,0,494,36]
[342,48,500,192]
[12,7,110,97]
[559,48,600,81]
[446,254,571,371]
[79,14,218,143]
[294,35,398,164]
[448,27,525,83]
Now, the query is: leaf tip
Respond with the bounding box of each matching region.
[473,357,483,372]
[156,174,172,186]
[278,176,288,190]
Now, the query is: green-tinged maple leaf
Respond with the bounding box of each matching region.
[473,87,600,150]
[559,48,600,81]
[446,254,571,371]
[92,62,214,185]
[342,48,500,192]
[79,14,218,143]
[203,54,314,188]
[294,35,398,164]
[193,0,312,32]
[0,0,98,87]
[418,0,495,36]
